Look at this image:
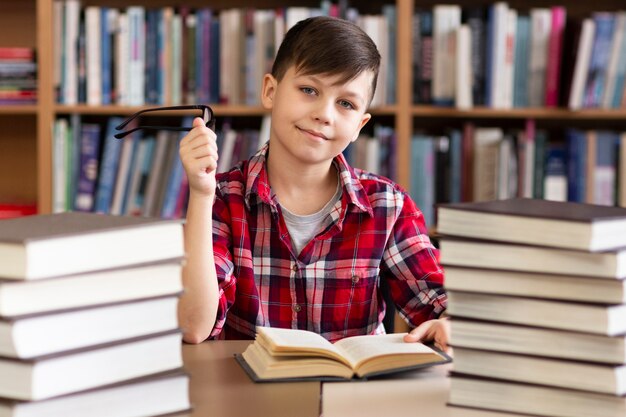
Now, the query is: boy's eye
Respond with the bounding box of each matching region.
[301,87,316,95]
[338,100,355,110]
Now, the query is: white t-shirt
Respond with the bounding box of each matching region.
[281,182,342,255]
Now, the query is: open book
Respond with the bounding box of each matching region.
[237,327,451,381]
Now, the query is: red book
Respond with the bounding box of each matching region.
[545,6,567,106]
[0,47,34,61]
[0,202,37,219]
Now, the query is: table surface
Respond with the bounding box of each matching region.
[182,341,518,417]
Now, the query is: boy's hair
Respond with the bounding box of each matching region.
[271,16,381,105]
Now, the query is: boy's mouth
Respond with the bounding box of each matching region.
[298,127,328,141]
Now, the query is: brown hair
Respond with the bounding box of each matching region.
[271,16,381,105]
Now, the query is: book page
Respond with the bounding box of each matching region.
[257,327,347,364]
[334,333,439,369]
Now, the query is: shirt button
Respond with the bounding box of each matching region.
[293,304,302,313]
[352,275,360,284]
[292,264,298,272]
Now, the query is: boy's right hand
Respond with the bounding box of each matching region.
[179,117,219,198]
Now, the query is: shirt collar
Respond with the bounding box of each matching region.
[244,143,373,216]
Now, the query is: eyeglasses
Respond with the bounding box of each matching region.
[114,105,215,139]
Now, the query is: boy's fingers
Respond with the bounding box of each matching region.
[192,116,206,128]
[403,322,432,343]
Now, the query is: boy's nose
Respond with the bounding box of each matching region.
[312,100,333,124]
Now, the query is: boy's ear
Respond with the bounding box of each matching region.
[351,112,372,142]
[261,74,277,110]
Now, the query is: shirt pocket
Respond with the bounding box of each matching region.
[320,267,380,334]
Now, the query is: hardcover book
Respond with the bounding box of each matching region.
[237,327,451,382]
[437,198,626,251]
[0,212,183,280]
[0,370,190,417]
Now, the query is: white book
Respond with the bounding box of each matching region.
[488,2,509,108]
[285,8,311,31]
[62,0,80,105]
[85,6,102,106]
[432,5,461,106]
[0,371,189,417]
[359,15,385,107]
[455,24,473,109]
[501,9,517,109]
[472,128,503,201]
[364,135,381,175]
[142,131,170,217]
[115,12,128,105]
[569,18,596,109]
[528,8,551,107]
[126,6,145,106]
[0,331,182,401]
[602,13,626,108]
[1,296,179,359]
[217,129,237,173]
[161,7,174,105]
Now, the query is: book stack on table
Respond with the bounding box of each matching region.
[437,198,626,417]
[0,212,190,417]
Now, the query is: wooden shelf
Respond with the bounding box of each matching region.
[411,106,626,120]
[54,104,399,117]
[0,106,37,115]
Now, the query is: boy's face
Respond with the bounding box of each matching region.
[261,66,372,167]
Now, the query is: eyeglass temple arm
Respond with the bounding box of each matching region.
[114,105,211,131]
[114,125,193,139]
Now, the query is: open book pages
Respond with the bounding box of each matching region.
[240,327,450,381]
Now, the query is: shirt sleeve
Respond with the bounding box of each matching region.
[380,191,447,327]
[208,188,237,338]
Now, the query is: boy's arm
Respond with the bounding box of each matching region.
[177,118,220,344]
[381,192,448,332]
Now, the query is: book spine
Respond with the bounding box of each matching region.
[544,6,566,107]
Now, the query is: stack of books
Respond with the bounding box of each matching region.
[0,47,37,105]
[437,198,626,417]
[0,212,190,417]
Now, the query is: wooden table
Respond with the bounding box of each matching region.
[182,340,320,417]
[182,341,517,417]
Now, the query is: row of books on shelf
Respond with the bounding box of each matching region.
[0,212,189,417]
[0,47,37,105]
[438,198,626,417]
[52,114,397,218]
[410,120,626,227]
[413,4,626,110]
[54,0,396,108]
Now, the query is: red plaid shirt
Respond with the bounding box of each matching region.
[210,144,447,341]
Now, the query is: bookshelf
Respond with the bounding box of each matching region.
[1,0,626,213]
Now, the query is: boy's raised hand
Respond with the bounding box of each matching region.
[403,317,450,352]
[179,117,219,198]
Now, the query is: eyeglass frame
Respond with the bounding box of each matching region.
[113,104,216,139]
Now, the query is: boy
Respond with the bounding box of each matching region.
[178,16,448,348]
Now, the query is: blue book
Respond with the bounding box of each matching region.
[161,117,192,218]
[410,134,436,227]
[465,7,487,106]
[484,4,496,108]
[100,7,112,105]
[210,17,221,103]
[74,124,102,212]
[565,129,586,203]
[513,16,530,108]
[594,131,620,205]
[584,13,616,107]
[93,117,124,213]
[448,129,462,203]
[145,9,159,104]
[132,136,156,215]
[611,16,626,108]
